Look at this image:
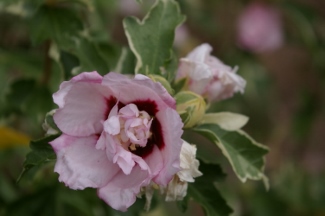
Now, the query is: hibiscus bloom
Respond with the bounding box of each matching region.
[49,72,183,211]
[176,43,246,102]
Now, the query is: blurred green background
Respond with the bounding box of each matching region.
[0,0,325,215]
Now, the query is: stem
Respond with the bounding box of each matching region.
[41,40,52,85]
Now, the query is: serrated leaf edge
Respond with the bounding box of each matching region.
[123,0,185,75]
[193,126,269,188]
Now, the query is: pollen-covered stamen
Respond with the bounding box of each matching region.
[104,103,153,151]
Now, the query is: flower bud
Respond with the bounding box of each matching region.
[175,91,206,128]
[176,43,246,102]
[148,74,174,95]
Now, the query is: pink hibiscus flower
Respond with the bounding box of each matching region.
[49,72,183,211]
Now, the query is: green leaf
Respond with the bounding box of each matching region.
[177,194,189,213]
[0,0,20,7]
[282,2,317,50]
[114,47,136,74]
[4,185,58,216]
[49,43,80,80]
[147,74,174,95]
[6,79,36,112]
[44,111,61,134]
[50,36,114,76]
[172,77,187,94]
[0,49,44,79]
[72,38,110,75]
[199,112,249,131]
[29,5,83,46]
[186,161,232,216]
[0,0,45,16]
[17,134,60,182]
[175,91,206,128]
[193,124,269,187]
[95,42,121,72]
[24,84,54,120]
[60,0,94,11]
[5,79,53,117]
[123,0,185,79]
[59,51,80,80]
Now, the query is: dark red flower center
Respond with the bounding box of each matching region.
[105,97,165,158]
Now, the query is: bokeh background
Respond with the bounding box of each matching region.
[0,0,325,215]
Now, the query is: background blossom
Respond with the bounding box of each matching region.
[237,3,284,53]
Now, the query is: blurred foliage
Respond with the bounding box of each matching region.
[0,0,325,215]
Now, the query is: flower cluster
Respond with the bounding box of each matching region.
[49,43,245,211]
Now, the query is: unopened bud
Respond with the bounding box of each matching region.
[175,91,206,128]
[148,75,174,95]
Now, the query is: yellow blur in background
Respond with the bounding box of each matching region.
[0,126,30,149]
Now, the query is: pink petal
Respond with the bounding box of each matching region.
[153,108,183,186]
[103,116,120,135]
[119,103,139,117]
[103,73,175,110]
[186,43,212,63]
[134,74,176,109]
[96,132,117,161]
[54,82,113,137]
[49,134,120,190]
[108,102,119,118]
[53,71,102,108]
[207,56,233,74]
[179,59,212,81]
[189,77,210,95]
[113,146,136,175]
[98,164,150,211]
[144,145,163,178]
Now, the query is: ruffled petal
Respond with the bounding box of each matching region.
[188,77,210,96]
[98,164,150,211]
[113,146,136,175]
[206,70,246,101]
[144,145,163,178]
[103,116,120,135]
[53,71,102,108]
[178,141,202,182]
[165,176,188,201]
[153,108,183,186]
[49,134,119,190]
[134,74,176,109]
[186,43,212,63]
[54,82,113,137]
[102,73,175,110]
